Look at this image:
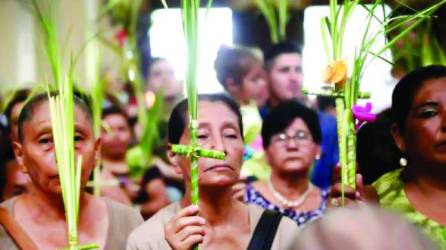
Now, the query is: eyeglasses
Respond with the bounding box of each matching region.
[271,130,312,146]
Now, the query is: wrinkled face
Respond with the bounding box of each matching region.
[241,63,268,106]
[101,113,132,158]
[268,53,303,103]
[147,59,181,97]
[174,101,244,187]
[266,118,320,174]
[394,77,446,169]
[14,101,99,195]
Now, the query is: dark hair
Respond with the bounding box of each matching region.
[391,65,446,130]
[18,91,93,142]
[264,41,302,71]
[0,89,31,162]
[214,45,261,89]
[357,109,400,185]
[317,96,336,112]
[168,94,244,144]
[262,100,321,148]
[102,105,131,127]
[3,89,30,132]
[147,57,165,75]
[0,162,5,201]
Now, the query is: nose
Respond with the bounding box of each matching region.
[290,70,302,83]
[209,134,228,155]
[285,137,299,150]
[48,152,59,172]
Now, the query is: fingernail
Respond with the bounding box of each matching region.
[199,217,206,224]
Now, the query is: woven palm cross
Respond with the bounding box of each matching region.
[170,120,226,206]
[61,243,99,250]
[304,84,370,204]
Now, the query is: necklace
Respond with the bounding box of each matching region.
[267,179,313,208]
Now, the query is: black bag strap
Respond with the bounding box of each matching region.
[247,209,283,250]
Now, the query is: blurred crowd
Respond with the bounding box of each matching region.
[0,41,445,249]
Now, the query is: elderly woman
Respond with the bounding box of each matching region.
[0,93,143,249]
[372,65,446,247]
[245,100,329,226]
[127,94,299,250]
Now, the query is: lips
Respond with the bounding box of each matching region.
[285,155,303,161]
[288,82,301,94]
[204,164,234,172]
[107,141,127,149]
[434,141,446,152]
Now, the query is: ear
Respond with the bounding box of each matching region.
[12,141,25,169]
[390,124,406,153]
[167,149,183,175]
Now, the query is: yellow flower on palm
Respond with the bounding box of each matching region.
[322,59,348,87]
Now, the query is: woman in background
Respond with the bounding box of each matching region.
[100,105,170,217]
[245,100,328,226]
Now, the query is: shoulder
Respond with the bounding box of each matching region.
[0,197,20,249]
[96,198,143,249]
[0,196,18,212]
[276,216,300,249]
[248,205,300,250]
[248,203,265,223]
[101,197,144,249]
[105,197,143,223]
[126,202,180,250]
[372,169,404,203]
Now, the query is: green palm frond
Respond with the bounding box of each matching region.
[254,0,289,43]
[29,0,99,248]
[317,0,446,201]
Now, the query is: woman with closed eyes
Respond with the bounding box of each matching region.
[127,94,300,250]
